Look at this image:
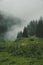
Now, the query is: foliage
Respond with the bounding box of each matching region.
[17,17,43,39]
[17,31,23,39]
[0,38,43,65]
[27,20,37,36]
[22,27,28,37]
[36,17,43,38]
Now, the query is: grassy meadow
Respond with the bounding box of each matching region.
[0,37,43,65]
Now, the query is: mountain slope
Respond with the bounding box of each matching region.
[0,38,43,65]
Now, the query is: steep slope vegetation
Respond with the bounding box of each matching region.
[0,38,43,65]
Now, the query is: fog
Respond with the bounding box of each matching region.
[0,0,43,41]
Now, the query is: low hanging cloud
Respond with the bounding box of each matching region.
[0,12,23,41]
[0,0,43,41]
[5,19,24,41]
[5,25,23,41]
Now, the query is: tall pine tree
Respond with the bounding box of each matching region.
[36,17,43,38]
[22,27,28,37]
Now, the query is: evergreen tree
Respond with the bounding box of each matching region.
[27,20,37,36]
[36,17,43,38]
[17,31,23,39]
[22,27,28,37]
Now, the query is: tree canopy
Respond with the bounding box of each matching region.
[17,17,43,39]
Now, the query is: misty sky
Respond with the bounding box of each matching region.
[0,0,43,41]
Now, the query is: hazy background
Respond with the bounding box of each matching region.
[0,0,43,41]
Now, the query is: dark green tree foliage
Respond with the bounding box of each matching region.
[22,27,28,37]
[0,25,7,34]
[17,17,43,39]
[17,27,28,39]
[0,12,21,36]
[27,20,37,36]
[36,17,43,38]
[17,21,37,39]
[17,31,23,39]
[0,13,7,35]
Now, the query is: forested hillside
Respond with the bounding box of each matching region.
[0,12,43,65]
